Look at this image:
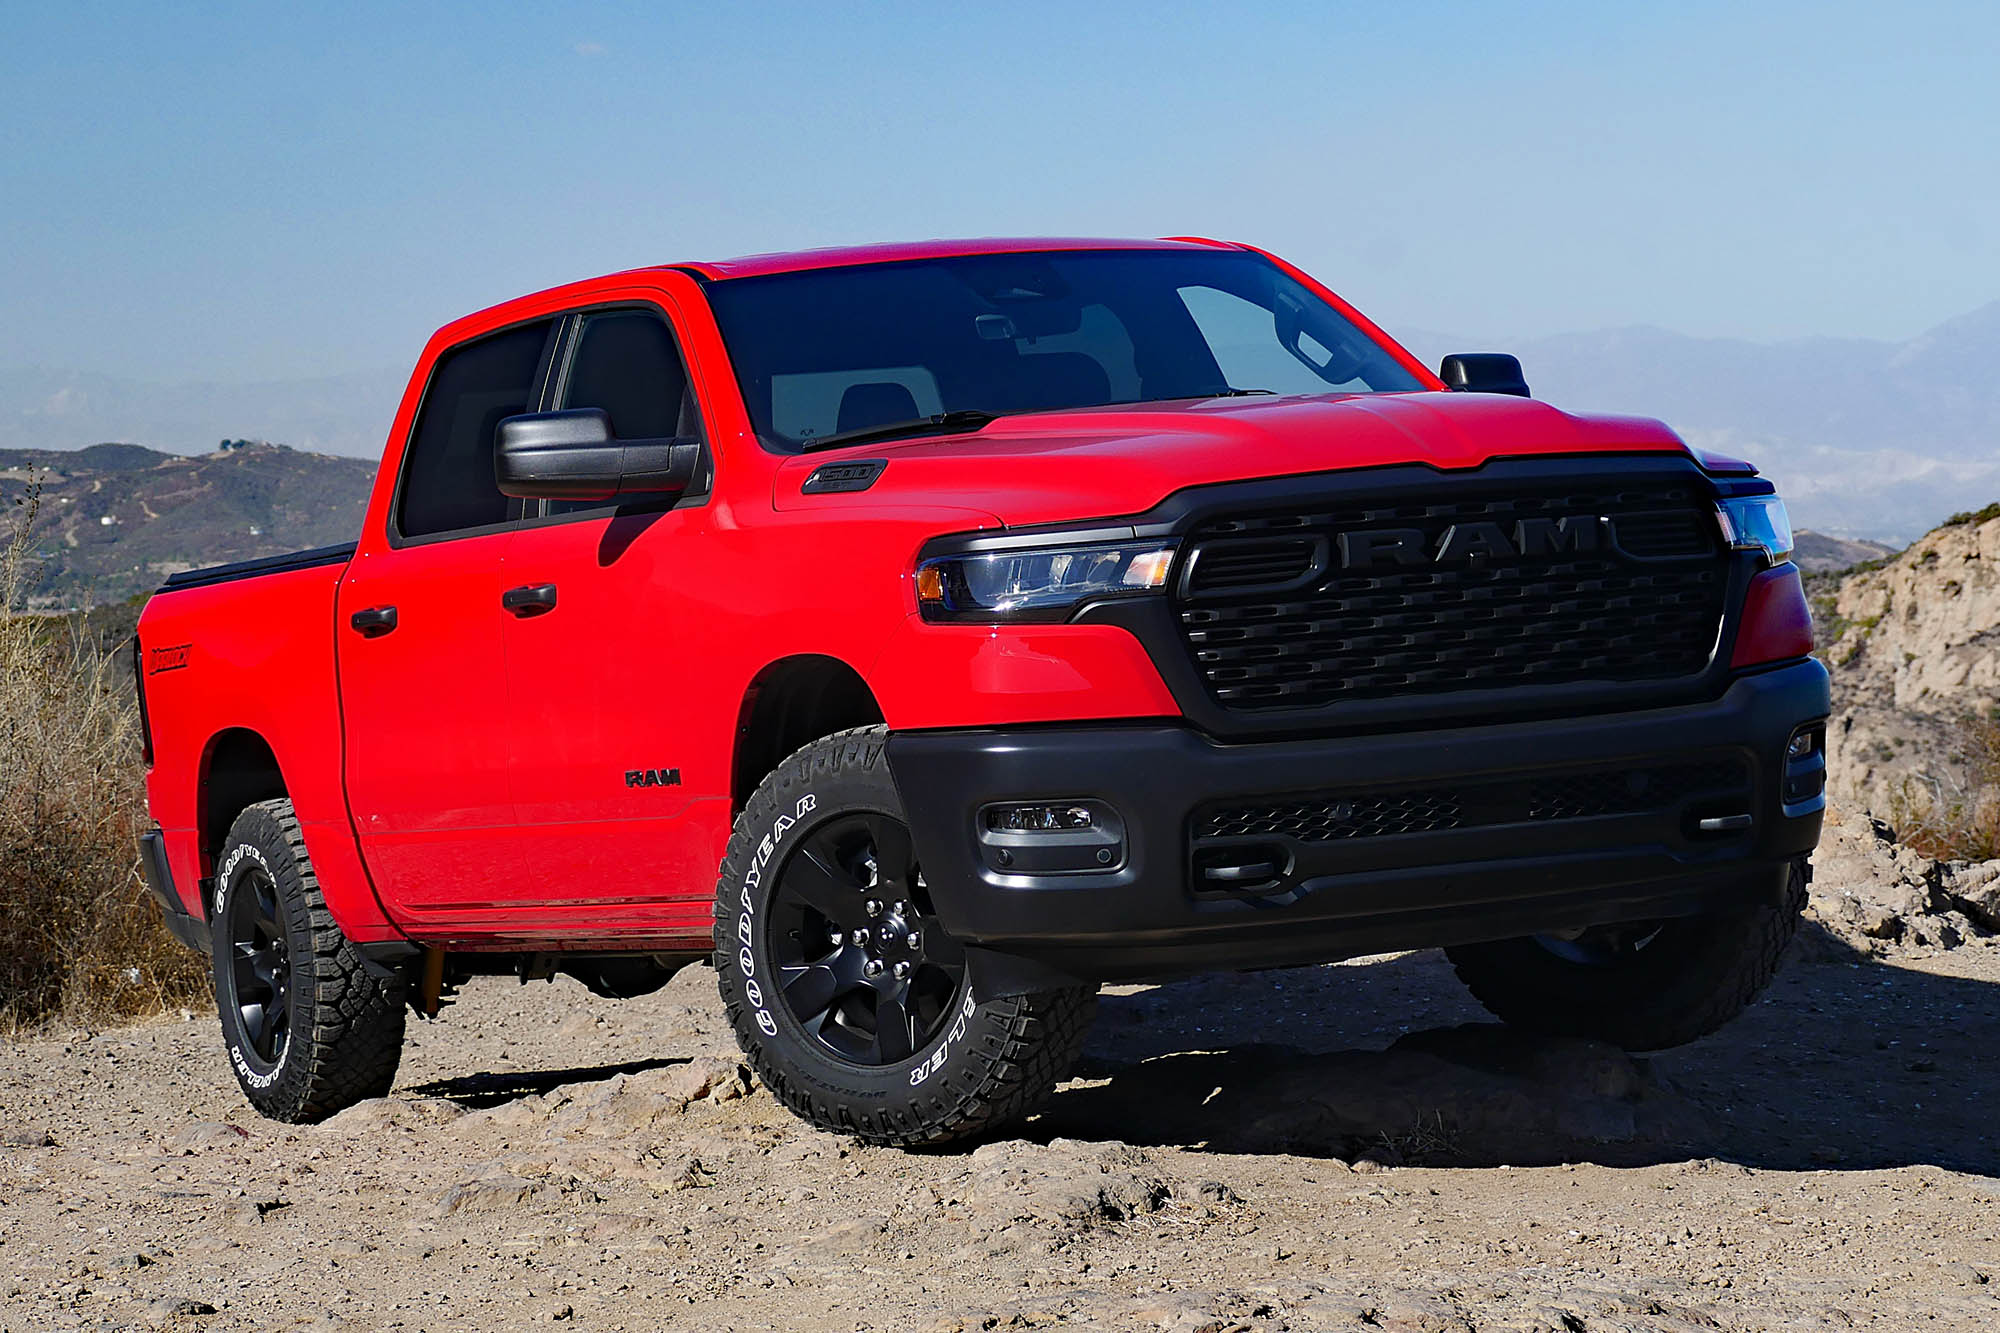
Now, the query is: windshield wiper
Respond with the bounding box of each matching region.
[799,409,1004,453]
[1200,386,1275,398]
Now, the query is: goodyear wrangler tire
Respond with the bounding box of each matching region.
[1445,857,1809,1052]
[210,799,406,1121]
[715,727,1095,1146]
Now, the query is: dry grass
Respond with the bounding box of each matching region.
[1888,711,2000,864]
[1,480,209,1031]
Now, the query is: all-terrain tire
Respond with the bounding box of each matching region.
[210,799,407,1121]
[715,726,1095,1147]
[1444,858,1809,1051]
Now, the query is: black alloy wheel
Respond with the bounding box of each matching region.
[221,857,292,1069]
[766,811,967,1066]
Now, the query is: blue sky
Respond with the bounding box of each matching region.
[4,1,1997,383]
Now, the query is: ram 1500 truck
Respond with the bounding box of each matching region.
[136,238,1826,1144]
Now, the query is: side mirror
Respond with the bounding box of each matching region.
[495,408,700,502]
[1438,353,1531,398]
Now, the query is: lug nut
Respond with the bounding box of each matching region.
[863,959,885,978]
[893,961,911,979]
[864,900,883,917]
[851,928,870,946]
[905,931,921,951]
[828,929,843,946]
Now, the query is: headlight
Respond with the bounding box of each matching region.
[1716,493,1793,564]
[916,540,1177,622]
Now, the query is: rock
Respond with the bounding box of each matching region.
[1,1129,55,1148]
[1953,860,2000,930]
[579,1213,659,1242]
[543,1058,750,1136]
[167,1121,248,1152]
[1795,811,2000,958]
[655,1056,752,1104]
[145,1295,217,1325]
[1192,1179,1242,1206]
[321,1096,467,1133]
[1860,904,1905,939]
[434,1173,546,1217]
[967,1139,1169,1227]
[1818,512,2000,817]
[787,1214,891,1255]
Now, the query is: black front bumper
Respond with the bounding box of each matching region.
[139,828,209,953]
[888,659,1828,988]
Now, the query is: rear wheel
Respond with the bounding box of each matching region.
[1444,858,1808,1051]
[716,727,1094,1146]
[211,799,406,1121]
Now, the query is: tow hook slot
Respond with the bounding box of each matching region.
[1192,843,1292,897]
[1687,808,1754,839]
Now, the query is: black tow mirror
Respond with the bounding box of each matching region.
[495,408,701,502]
[1438,353,1531,397]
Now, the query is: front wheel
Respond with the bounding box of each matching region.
[1444,858,1808,1051]
[715,727,1094,1146]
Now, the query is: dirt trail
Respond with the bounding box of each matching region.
[5,933,1999,1332]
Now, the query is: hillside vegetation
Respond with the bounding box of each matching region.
[0,488,208,1028]
[0,441,372,606]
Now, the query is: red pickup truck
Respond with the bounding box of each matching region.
[136,238,1826,1144]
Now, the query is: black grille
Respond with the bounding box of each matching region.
[1195,758,1750,843]
[1176,481,1727,712]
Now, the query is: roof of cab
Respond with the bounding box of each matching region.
[677,236,1236,281]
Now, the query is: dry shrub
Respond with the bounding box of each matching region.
[1887,711,2000,864]
[1,480,209,1030]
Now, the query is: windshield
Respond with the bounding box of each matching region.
[703,249,1426,453]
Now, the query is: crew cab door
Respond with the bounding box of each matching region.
[496,303,716,937]
[337,318,556,926]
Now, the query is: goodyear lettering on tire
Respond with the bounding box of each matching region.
[738,794,816,1040]
[215,842,285,1088]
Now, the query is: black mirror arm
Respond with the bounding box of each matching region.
[612,440,701,495]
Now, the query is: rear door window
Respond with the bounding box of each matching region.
[396,320,555,540]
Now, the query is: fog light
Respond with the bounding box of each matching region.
[1787,730,1817,759]
[976,800,1126,875]
[987,803,1097,833]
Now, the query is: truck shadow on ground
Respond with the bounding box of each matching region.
[407,1057,683,1109]
[1037,925,2000,1177]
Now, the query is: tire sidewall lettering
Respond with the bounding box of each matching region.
[736,794,817,1045]
[910,989,976,1086]
[215,838,286,1088]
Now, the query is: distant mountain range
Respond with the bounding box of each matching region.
[1397,301,2000,542]
[0,442,372,605]
[6,299,1999,543]
[0,365,404,461]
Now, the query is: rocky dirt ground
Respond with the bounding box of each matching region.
[7,838,2000,1333]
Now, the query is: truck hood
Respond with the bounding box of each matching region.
[772,390,1703,528]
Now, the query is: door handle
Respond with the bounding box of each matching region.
[502,582,558,617]
[349,605,397,638]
